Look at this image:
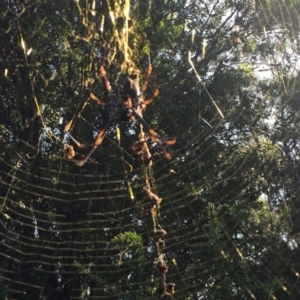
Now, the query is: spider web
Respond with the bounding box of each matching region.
[1,0,300,299]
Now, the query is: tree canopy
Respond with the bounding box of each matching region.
[1,0,300,299]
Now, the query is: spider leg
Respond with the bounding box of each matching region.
[99,65,112,92]
[89,92,106,106]
[68,133,91,149]
[141,63,152,92]
[62,134,91,161]
[62,144,76,159]
[130,110,159,142]
[128,88,158,118]
[76,115,114,166]
[143,88,159,106]
[131,109,174,159]
[136,88,159,115]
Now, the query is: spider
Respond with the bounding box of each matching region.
[63,63,175,166]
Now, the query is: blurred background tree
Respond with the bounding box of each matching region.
[1,0,300,299]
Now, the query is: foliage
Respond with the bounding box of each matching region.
[1,0,300,299]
